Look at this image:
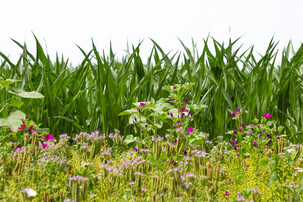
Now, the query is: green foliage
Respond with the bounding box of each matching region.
[1,36,303,142]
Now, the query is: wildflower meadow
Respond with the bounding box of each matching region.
[1,37,303,201]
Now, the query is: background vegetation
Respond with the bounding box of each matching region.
[1,36,303,142]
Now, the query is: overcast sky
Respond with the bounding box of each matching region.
[1,0,302,65]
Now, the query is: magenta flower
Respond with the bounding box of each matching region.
[183,150,188,156]
[169,98,174,102]
[246,165,250,169]
[29,125,36,132]
[225,191,230,196]
[170,112,173,118]
[12,142,14,148]
[16,145,21,149]
[42,144,48,149]
[140,102,146,107]
[182,106,186,112]
[233,145,237,150]
[263,113,271,119]
[187,127,193,134]
[253,141,258,147]
[18,124,26,130]
[239,128,243,132]
[242,122,246,127]
[133,147,138,152]
[232,140,236,144]
[42,134,54,141]
[233,130,237,134]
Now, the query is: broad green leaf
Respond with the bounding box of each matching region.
[0,79,19,90]
[0,110,26,132]
[8,99,24,108]
[9,89,44,99]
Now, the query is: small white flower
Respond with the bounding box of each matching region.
[22,188,37,197]
[287,148,295,153]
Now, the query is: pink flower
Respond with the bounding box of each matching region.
[140,102,146,107]
[246,165,250,169]
[42,134,54,141]
[233,145,237,150]
[29,125,36,132]
[263,113,271,119]
[225,191,230,196]
[242,122,246,127]
[18,124,26,130]
[187,127,193,134]
[232,140,236,144]
[42,144,48,149]
[182,106,186,112]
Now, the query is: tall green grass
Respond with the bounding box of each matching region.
[1,36,303,141]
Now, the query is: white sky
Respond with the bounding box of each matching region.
[1,0,303,66]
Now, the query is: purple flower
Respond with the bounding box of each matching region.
[170,112,173,118]
[253,141,258,147]
[277,136,280,140]
[233,145,237,150]
[239,128,243,132]
[183,150,188,156]
[133,147,138,152]
[242,122,246,127]
[250,124,255,127]
[260,150,263,153]
[187,111,191,116]
[174,139,177,144]
[266,133,271,138]
[246,165,250,169]
[184,97,188,102]
[173,86,176,89]
[169,98,174,102]
[233,130,237,134]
